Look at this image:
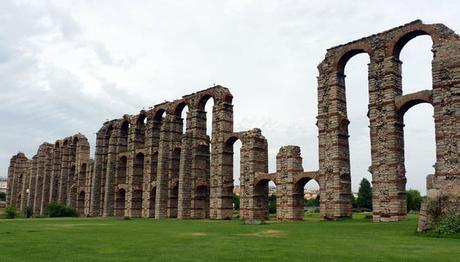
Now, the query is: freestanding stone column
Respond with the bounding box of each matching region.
[239,129,269,221]
[275,146,304,220]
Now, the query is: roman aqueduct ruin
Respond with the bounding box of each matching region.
[6,20,459,231]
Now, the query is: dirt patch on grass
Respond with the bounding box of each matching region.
[48,223,112,228]
[179,232,207,237]
[237,229,287,238]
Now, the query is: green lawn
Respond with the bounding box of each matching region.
[0,213,459,262]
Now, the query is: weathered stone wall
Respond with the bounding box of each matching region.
[6,21,459,229]
[317,20,460,224]
[6,134,92,216]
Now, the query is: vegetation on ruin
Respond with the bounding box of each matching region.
[0,213,458,262]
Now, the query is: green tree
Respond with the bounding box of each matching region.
[268,194,276,214]
[406,189,422,212]
[352,194,358,208]
[357,178,372,210]
[233,194,240,210]
[305,195,320,207]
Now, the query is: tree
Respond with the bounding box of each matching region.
[352,194,358,208]
[268,194,276,214]
[406,189,422,212]
[305,195,320,207]
[357,178,372,210]
[233,194,240,210]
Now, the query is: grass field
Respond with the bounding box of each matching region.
[0,213,459,262]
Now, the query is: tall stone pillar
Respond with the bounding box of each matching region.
[58,143,70,204]
[142,118,161,218]
[316,65,352,219]
[49,144,61,204]
[33,149,46,214]
[239,129,269,221]
[369,54,407,222]
[155,114,174,219]
[275,146,305,220]
[177,133,193,218]
[90,129,109,216]
[40,151,53,214]
[167,115,183,218]
[418,34,460,231]
[209,101,234,219]
[27,158,37,210]
[103,127,120,216]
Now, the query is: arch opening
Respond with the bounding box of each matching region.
[116,156,127,185]
[194,185,209,219]
[342,52,372,194]
[399,35,433,95]
[131,153,144,217]
[115,188,126,217]
[403,103,435,199]
[77,191,85,214]
[254,179,276,220]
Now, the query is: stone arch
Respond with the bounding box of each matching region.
[77,190,85,214]
[78,163,87,188]
[395,90,433,116]
[116,156,127,185]
[293,176,321,219]
[168,147,181,218]
[253,178,276,221]
[388,23,441,59]
[115,188,126,217]
[335,45,373,74]
[194,184,209,219]
[149,186,156,217]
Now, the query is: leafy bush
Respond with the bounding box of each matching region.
[5,207,18,219]
[23,206,33,218]
[432,214,460,235]
[45,203,78,217]
[363,212,373,220]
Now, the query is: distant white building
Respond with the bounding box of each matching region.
[0,178,6,194]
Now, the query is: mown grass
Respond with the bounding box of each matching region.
[0,213,459,262]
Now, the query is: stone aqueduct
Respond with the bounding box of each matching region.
[6,21,460,230]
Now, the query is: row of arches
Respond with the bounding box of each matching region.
[6,134,92,216]
[318,20,459,221]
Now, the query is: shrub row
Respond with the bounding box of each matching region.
[2,203,78,219]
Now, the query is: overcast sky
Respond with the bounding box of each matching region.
[1,0,459,193]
